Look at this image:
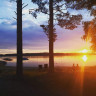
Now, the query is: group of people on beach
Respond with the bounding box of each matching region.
[72,64,80,71]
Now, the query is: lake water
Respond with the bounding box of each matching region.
[0,55,96,67]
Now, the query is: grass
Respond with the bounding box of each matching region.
[0,66,96,96]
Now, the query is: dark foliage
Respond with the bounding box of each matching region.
[67,0,96,51]
[31,0,82,41]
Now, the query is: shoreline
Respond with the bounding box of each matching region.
[0,53,96,57]
[2,65,96,71]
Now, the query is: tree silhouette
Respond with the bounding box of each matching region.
[10,0,28,77]
[10,0,23,78]
[66,0,96,52]
[64,0,96,10]
[30,0,82,72]
[16,0,23,78]
[82,19,96,52]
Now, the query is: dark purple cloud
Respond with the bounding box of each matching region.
[0,19,48,50]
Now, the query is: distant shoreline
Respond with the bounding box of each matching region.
[0,53,96,57]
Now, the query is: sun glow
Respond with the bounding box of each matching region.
[82,55,88,62]
[80,49,88,53]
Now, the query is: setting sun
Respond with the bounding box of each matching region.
[80,49,88,53]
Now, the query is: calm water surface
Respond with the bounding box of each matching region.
[0,55,96,67]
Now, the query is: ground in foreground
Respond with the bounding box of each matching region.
[0,67,96,96]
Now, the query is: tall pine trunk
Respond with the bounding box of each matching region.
[49,0,54,72]
[16,0,23,78]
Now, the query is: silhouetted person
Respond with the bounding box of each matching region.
[72,64,75,71]
[76,64,79,71]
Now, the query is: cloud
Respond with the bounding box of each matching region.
[0,18,48,51]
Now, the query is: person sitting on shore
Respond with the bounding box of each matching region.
[72,64,75,71]
[76,64,79,71]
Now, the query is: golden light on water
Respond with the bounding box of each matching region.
[82,55,88,62]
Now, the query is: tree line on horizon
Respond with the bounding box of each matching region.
[10,0,96,78]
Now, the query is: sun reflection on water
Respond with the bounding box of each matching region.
[80,55,88,96]
[82,55,88,62]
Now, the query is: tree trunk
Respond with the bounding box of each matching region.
[49,0,54,72]
[16,0,23,78]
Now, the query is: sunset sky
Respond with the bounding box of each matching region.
[0,0,93,54]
